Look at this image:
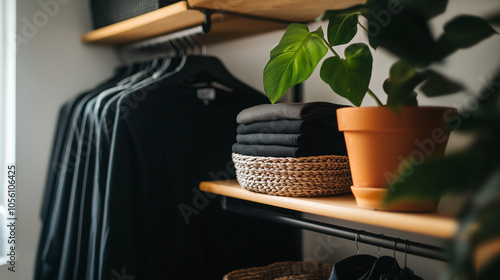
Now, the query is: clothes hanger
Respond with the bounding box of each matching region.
[116,24,258,98]
[362,238,403,280]
[363,238,423,280]
[328,231,378,280]
[385,239,423,280]
[329,235,423,280]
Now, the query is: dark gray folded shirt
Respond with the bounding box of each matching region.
[236,102,349,124]
[232,143,347,158]
[236,132,344,146]
[236,118,341,134]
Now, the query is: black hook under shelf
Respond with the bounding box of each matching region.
[201,10,213,33]
[221,198,448,262]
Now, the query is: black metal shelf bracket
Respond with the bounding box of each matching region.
[201,10,213,33]
[222,198,448,262]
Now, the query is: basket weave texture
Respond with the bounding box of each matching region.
[223,261,332,280]
[232,153,352,197]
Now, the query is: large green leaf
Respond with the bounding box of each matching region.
[321,6,363,20]
[326,11,359,46]
[479,252,500,280]
[384,140,495,204]
[420,70,464,97]
[435,15,497,61]
[364,0,448,19]
[487,11,500,26]
[443,15,497,49]
[451,170,500,279]
[400,0,448,20]
[263,23,328,103]
[363,9,439,66]
[384,61,425,107]
[435,35,458,60]
[320,43,372,106]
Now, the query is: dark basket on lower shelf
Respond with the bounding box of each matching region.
[224,261,332,280]
[90,0,180,29]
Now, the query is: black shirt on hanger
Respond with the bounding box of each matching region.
[99,56,300,280]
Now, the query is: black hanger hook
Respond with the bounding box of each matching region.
[202,11,213,33]
[355,230,365,255]
[404,239,409,268]
[378,233,385,258]
[393,238,400,259]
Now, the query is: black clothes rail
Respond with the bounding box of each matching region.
[222,198,448,262]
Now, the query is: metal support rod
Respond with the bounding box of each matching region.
[224,201,448,262]
[202,11,213,33]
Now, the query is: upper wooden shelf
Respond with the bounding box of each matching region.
[199,180,457,239]
[188,0,365,23]
[82,2,201,45]
[82,0,364,45]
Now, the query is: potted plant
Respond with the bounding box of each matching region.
[263,0,497,211]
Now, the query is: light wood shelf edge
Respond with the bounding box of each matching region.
[82,0,366,46]
[81,1,289,46]
[188,0,366,22]
[200,180,458,239]
[82,1,204,45]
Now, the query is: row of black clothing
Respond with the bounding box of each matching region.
[329,255,424,280]
[35,56,301,280]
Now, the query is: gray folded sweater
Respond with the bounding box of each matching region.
[236,132,344,146]
[236,102,349,124]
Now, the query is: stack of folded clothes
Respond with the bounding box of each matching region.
[232,102,349,158]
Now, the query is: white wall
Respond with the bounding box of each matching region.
[207,0,500,279]
[2,0,118,279]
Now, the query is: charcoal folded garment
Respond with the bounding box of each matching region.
[234,102,350,157]
[236,132,344,146]
[236,118,340,134]
[236,102,348,124]
[232,143,347,158]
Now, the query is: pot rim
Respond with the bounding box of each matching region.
[336,106,457,131]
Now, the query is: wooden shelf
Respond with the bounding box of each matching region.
[83,2,202,45]
[82,0,364,45]
[199,180,457,239]
[82,1,287,45]
[188,0,366,23]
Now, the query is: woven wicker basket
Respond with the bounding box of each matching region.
[232,153,352,197]
[224,261,332,280]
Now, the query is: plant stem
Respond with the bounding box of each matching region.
[358,22,368,33]
[313,33,340,57]
[325,41,340,57]
[367,88,383,106]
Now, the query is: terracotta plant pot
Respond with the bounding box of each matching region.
[337,106,455,212]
